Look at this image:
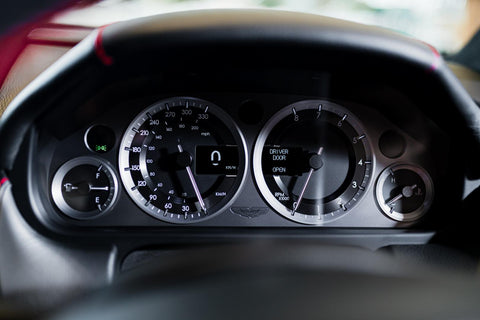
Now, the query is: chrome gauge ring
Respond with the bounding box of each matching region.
[375,163,433,222]
[51,157,118,220]
[253,100,374,224]
[119,97,247,224]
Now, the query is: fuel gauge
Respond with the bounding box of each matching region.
[375,164,433,222]
[51,157,118,219]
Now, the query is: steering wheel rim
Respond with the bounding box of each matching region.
[50,242,480,320]
[1,10,480,174]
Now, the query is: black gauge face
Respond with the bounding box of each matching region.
[119,97,246,223]
[51,157,118,220]
[253,100,373,224]
[375,164,434,222]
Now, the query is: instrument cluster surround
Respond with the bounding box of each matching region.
[43,92,442,229]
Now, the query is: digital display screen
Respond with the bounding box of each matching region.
[262,147,309,176]
[195,146,239,175]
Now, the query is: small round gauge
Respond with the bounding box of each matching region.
[84,125,116,154]
[51,157,118,219]
[118,97,246,224]
[375,164,433,222]
[253,100,373,224]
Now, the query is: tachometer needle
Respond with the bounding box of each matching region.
[292,146,324,215]
[177,144,207,213]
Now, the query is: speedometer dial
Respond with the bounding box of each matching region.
[119,97,246,223]
[253,100,373,224]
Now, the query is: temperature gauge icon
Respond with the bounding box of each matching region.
[51,157,118,219]
[375,164,433,222]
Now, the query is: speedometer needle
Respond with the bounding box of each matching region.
[177,144,207,213]
[292,146,324,215]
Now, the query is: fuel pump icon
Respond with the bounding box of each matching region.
[211,150,221,166]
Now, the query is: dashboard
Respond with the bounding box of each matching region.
[3,10,471,237]
[40,86,445,229]
[2,10,480,312]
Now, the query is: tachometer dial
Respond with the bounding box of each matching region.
[119,97,246,223]
[253,100,373,224]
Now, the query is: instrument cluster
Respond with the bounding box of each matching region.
[45,93,442,228]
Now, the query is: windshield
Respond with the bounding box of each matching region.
[51,0,477,54]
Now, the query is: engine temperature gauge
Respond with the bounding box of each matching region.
[375,164,433,222]
[51,157,118,219]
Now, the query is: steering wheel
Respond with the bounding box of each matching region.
[1,10,480,171]
[1,10,480,320]
[49,242,480,320]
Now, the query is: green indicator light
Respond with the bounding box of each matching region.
[95,145,108,152]
[86,125,115,154]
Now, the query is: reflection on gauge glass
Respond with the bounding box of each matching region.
[51,157,118,219]
[375,164,433,222]
[253,100,373,224]
[118,97,246,224]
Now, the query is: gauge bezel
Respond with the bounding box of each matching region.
[84,124,116,154]
[51,156,119,220]
[118,97,248,224]
[253,100,374,225]
[375,163,434,222]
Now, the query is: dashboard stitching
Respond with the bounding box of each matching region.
[0,177,8,189]
[94,26,114,66]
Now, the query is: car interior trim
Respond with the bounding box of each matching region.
[94,26,113,66]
